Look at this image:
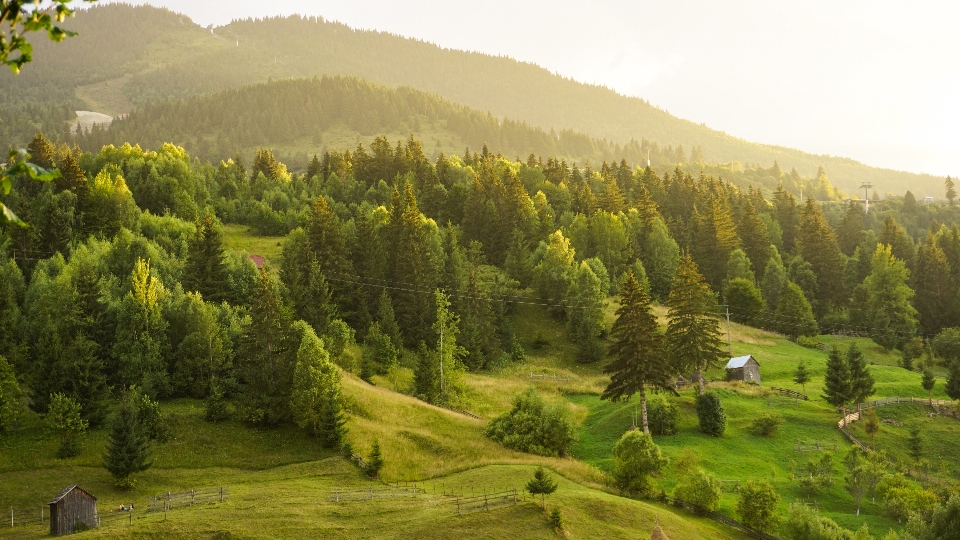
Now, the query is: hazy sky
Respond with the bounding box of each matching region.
[96,1,959,176]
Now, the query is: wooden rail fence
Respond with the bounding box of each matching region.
[770,387,808,400]
[528,373,572,383]
[7,506,46,527]
[328,486,422,502]
[146,487,228,513]
[795,440,839,453]
[454,489,518,515]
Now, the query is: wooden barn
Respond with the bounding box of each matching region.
[48,485,97,536]
[725,355,761,384]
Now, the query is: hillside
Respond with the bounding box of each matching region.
[0,3,946,196]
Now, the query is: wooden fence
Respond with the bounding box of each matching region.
[770,387,808,400]
[146,487,228,513]
[453,489,518,515]
[837,396,953,428]
[439,405,483,420]
[6,506,46,527]
[328,486,422,502]
[795,440,839,453]
[528,373,572,383]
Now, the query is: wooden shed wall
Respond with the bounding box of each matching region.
[50,489,97,536]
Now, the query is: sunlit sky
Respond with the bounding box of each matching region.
[95,1,959,177]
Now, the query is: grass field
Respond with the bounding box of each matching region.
[2,234,956,539]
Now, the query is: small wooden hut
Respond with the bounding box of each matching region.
[725,355,761,384]
[48,485,97,536]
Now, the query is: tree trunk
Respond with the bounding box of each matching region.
[697,367,705,394]
[640,385,649,434]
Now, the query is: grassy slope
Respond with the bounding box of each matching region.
[3,227,955,538]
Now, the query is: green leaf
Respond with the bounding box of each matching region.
[0,202,28,228]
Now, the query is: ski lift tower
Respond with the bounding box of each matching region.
[860,182,873,214]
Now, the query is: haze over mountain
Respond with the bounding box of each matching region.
[2,3,952,197]
[90,0,959,179]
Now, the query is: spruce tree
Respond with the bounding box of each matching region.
[736,198,772,280]
[922,370,936,403]
[773,185,800,253]
[946,176,957,206]
[183,214,229,302]
[318,389,348,449]
[526,465,558,508]
[389,182,438,346]
[566,261,606,364]
[602,271,673,434]
[796,198,846,316]
[761,252,786,315]
[823,348,852,411]
[946,362,960,402]
[854,244,918,351]
[724,278,764,326]
[879,216,916,271]
[103,397,152,488]
[666,253,724,394]
[913,234,955,335]
[112,258,169,397]
[290,323,341,436]
[846,343,875,404]
[46,392,87,458]
[794,360,810,394]
[366,440,384,478]
[0,356,24,431]
[836,202,865,256]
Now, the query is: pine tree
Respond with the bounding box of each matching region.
[390,182,438,346]
[566,261,607,363]
[526,465,558,508]
[836,202,865,256]
[823,347,852,411]
[773,185,800,253]
[736,198,772,280]
[602,271,673,434]
[794,360,810,395]
[946,362,960,402]
[237,269,296,426]
[913,234,955,335]
[183,214,229,302]
[879,216,916,270]
[922,370,936,403]
[846,343,875,404]
[666,253,724,393]
[103,397,152,488]
[854,245,918,351]
[775,280,817,339]
[946,176,956,206]
[306,154,323,181]
[318,389,348,449]
[797,198,846,316]
[366,440,384,478]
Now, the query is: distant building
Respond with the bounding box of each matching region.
[48,485,98,536]
[725,355,761,384]
[924,196,935,204]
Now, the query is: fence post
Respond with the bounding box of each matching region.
[220,487,224,503]
[10,507,13,527]
[129,509,132,525]
[456,497,460,515]
[164,500,167,521]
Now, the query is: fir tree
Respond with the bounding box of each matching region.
[913,234,955,335]
[922,370,936,403]
[389,182,438,346]
[823,347,853,411]
[796,198,846,316]
[846,343,874,404]
[836,202,865,256]
[794,360,810,394]
[566,261,607,363]
[666,253,724,394]
[183,214,229,302]
[366,440,384,478]
[773,185,800,253]
[103,397,152,488]
[736,198,772,280]
[946,176,957,206]
[761,252,786,315]
[601,271,673,434]
[526,465,558,508]
[879,216,916,270]
[306,154,323,181]
[946,362,960,402]
[318,389,348,449]
[853,245,918,351]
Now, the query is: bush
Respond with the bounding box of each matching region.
[750,412,784,436]
[366,440,384,478]
[797,336,823,349]
[531,332,550,350]
[695,393,726,437]
[783,502,856,540]
[549,508,563,530]
[736,479,781,533]
[648,394,678,436]
[672,469,721,514]
[612,429,667,496]
[485,387,577,457]
[204,384,231,423]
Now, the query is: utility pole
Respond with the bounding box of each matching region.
[860,182,873,214]
[726,306,732,356]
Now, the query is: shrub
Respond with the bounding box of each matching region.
[485,388,577,457]
[672,469,721,513]
[204,383,231,423]
[612,429,667,496]
[783,502,855,540]
[695,393,726,437]
[736,479,781,533]
[750,412,784,436]
[797,336,823,349]
[648,395,678,436]
[366,440,384,478]
[549,508,563,530]
[531,332,550,350]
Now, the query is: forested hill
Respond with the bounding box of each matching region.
[0,4,946,197]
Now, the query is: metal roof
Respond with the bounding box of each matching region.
[49,485,97,505]
[725,355,756,369]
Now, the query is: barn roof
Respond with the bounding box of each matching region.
[725,355,756,369]
[49,485,97,505]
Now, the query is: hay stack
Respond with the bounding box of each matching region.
[649,525,669,540]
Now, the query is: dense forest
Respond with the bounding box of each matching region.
[0,3,947,196]
[4,128,960,432]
